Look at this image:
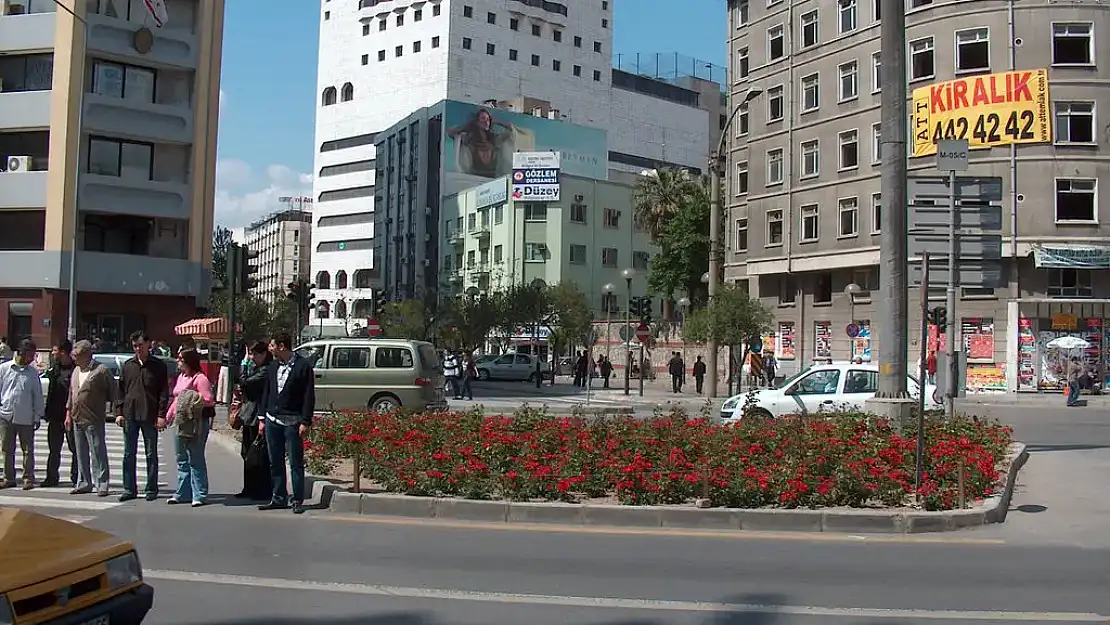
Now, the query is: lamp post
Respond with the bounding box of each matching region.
[531,278,546,389]
[603,283,615,360]
[621,268,636,396]
[706,89,763,399]
[844,283,862,360]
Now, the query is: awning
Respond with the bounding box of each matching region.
[174,317,230,337]
[1032,244,1110,270]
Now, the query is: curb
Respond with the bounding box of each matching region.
[318,442,1029,534]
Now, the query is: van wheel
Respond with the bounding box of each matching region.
[477,369,491,381]
[369,393,401,413]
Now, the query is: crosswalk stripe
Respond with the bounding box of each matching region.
[0,495,121,511]
[6,426,168,488]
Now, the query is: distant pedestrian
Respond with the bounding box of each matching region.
[116,330,170,503]
[692,356,707,394]
[0,339,45,490]
[763,352,778,386]
[574,352,588,387]
[460,354,476,400]
[443,351,462,399]
[167,349,214,507]
[677,353,686,391]
[926,352,937,384]
[67,340,116,497]
[0,337,12,361]
[44,340,77,488]
[668,352,683,393]
[599,356,613,389]
[258,332,316,515]
[1066,357,1085,407]
[235,341,273,501]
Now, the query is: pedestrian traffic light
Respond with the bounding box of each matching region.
[930,306,948,332]
[640,297,653,325]
[233,243,260,294]
[629,297,643,317]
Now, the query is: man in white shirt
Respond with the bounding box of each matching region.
[0,339,46,490]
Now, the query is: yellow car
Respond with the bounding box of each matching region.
[0,507,153,625]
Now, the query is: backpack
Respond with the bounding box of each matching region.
[175,388,204,438]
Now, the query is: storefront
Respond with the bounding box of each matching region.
[1007,299,1109,393]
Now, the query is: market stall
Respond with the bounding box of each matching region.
[173,317,231,384]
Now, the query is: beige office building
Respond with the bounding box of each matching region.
[725,0,1109,392]
[0,0,223,348]
[239,209,312,306]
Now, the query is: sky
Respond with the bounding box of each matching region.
[213,0,728,229]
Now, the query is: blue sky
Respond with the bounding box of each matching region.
[214,0,727,228]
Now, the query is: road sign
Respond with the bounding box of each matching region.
[910,259,1006,288]
[367,317,382,337]
[910,202,1004,231]
[619,326,633,342]
[909,233,1003,260]
[936,139,969,171]
[908,176,1004,203]
[846,323,860,338]
[635,323,650,342]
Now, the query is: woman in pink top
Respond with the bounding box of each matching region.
[167,349,214,507]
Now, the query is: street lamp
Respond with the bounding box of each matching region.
[845,283,862,360]
[603,283,615,360]
[621,268,636,396]
[706,88,763,399]
[530,278,547,388]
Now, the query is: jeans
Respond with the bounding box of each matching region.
[695,375,704,394]
[265,420,306,506]
[446,375,460,399]
[0,420,35,484]
[46,419,78,486]
[74,421,111,493]
[460,376,473,400]
[121,418,160,496]
[173,419,210,503]
[1067,381,1081,406]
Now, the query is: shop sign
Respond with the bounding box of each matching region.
[1033,244,1110,270]
[1050,314,1078,330]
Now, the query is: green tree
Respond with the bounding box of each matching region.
[632,168,703,240]
[206,290,272,342]
[441,292,504,352]
[379,299,435,340]
[267,293,301,337]
[547,282,593,351]
[646,191,710,302]
[681,284,772,348]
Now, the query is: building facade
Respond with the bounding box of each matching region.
[0,0,223,349]
[725,0,1110,391]
[310,0,722,319]
[238,209,312,306]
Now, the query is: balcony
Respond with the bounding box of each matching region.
[71,252,205,297]
[0,169,47,209]
[0,90,51,129]
[447,231,465,245]
[84,93,193,145]
[0,10,55,53]
[86,13,198,69]
[80,174,190,220]
[469,223,491,238]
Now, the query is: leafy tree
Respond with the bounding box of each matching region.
[632,168,702,240]
[547,282,593,351]
[441,292,503,352]
[379,299,436,340]
[681,284,772,348]
[206,290,272,342]
[646,190,710,303]
[267,293,301,337]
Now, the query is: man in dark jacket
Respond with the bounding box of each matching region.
[258,332,315,514]
[43,340,77,487]
[115,330,169,502]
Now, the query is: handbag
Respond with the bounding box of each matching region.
[227,390,243,430]
[244,434,267,471]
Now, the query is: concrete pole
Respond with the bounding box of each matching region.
[875,0,909,400]
[706,154,723,398]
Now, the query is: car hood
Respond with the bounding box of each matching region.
[0,508,133,592]
[724,388,776,412]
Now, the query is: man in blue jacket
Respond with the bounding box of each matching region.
[257,332,315,515]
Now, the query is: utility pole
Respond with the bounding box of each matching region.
[868,0,913,422]
[226,243,240,405]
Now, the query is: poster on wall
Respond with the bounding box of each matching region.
[1037,330,1066,389]
[814,321,832,360]
[511,152,561,201]
[850,321,872,361]
[778,322,796,360]
[967,364,1007,391]
[962,318,995,362]
[1017,317,1037,391]
[1080,318,1102,385]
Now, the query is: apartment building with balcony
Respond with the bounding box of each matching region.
[237,208,312,306]
[0,0,223,348]
[725,0,1109,391]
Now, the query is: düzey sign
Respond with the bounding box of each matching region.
[511,151,561,201]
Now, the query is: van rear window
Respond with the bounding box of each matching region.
[375,347,414,368]
[417,345,440,370]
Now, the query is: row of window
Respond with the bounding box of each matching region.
[362,37,441,65]
[461,3,608,40]
[444,244,648,271]
[320,83,354,106]
[459,37,605,80]
[353,1,441,30]
[315,269,375,290]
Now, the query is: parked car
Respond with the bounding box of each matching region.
[0,506,153,624]
[295,338,447,414]
[38,354,179,418]
[719,362,942,420]
[475,353,552,382]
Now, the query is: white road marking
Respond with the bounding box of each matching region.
[14,426,168,488]
[0,494,121,511]
[144,569,1108,622]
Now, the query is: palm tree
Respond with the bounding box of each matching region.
[632,168,707,241]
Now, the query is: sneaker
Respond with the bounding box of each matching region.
[70,487,93,495]
[119,492,137,503]
[191,501,206,508]
[166,498,182,505]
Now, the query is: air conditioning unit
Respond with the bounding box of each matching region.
[5,156,32,172]
[574,194,585,202]
[4,2,27,16]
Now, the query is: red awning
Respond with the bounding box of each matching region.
[174,317,229,337]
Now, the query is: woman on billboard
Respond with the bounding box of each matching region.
[447,108,534,178]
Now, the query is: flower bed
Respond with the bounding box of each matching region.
[304,408,1013,511]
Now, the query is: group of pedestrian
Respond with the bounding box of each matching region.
[442,350,476,400]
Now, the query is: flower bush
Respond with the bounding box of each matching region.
[304,408,1013,511]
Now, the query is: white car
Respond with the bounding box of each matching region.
[476,353,552,382]
[720,362,943,420]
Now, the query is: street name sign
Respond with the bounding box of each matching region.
[909,233,1003,260]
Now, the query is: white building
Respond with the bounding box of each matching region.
[309,0,723,318]
[238,209,312,306]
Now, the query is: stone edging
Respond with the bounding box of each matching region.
[309,442,1028,534]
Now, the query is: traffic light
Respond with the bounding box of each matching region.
[929,306,948,332]
[374,290,389,316]
[232,243,260,294]
[640,297,653,325]
[287,281,299,301]
[628,297,643,317]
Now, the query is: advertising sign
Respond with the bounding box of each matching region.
[511,152,560,202]
[442,100,607,194]
[474,176,508,209]
[911,69,1051,157]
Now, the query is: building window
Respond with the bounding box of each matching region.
[1048,269,1093,298]
[871,123,882,164]
[838,61,858,101]
[363,23,370,36]
[570,203,587,223]
[910,37,935,80]
[766,148,784,185]
[486,42,496,55]
[509,49,518,61]
[593,70,602,81]
[779,275,796,305]
[569,244,587,264]
[463,5,473,17]
[462,37,472,50]
[431,36,440,48]
[800,204,819,242]
[601,247,618,267]
[871,193,882,233]
[433,3,441,15]
[361,54,368,65]
[603,208,621,228]
[838,197,859,237]
[734,161,749,195]
[554,30,562,41]
[814,273,833,304]
[1052,22,1094,65]
[767,209,784,246]
[414,8,422,20]
[737,104,750,136]
[1055,178,1097,222]
[395,45,403,57]
[525,243,547,261]
[955,28,990,72]
[800,10,818,48]
[1055,102,1096,144]
[91,61,156,103]
[378,50,386,61]
[574,35,582,47]
[552,59,561,71]
[532,23,542,36]
[767,85,784,121]
[324,11,329,20]
[737,47,749,79]
[801,73,820,112]
[320,86,336,106]
[413,40,422,53]
[632,251,649,269]
[524,203,548,221]
[494,245,503,262]
[531,54,540,66]
[735,219,749,252]
[801,139,819,178]
[768,24,785,61]
[873,0,881,20]
[838,0,857,34]
[396,13,403,26]
[602,17,608,28]
[871,52,881,93]
[594,41,602,53]
[838,129,859,170]
[737,0,749,26]
[573,64,582,76]
[487,11,496,24]
[87,136,153,180]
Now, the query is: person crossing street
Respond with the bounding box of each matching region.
[0,340,45,490]
[43,340,77,488]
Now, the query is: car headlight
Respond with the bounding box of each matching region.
[106,551,143,589]
[0,594,12,625]
[721,397,740,411]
